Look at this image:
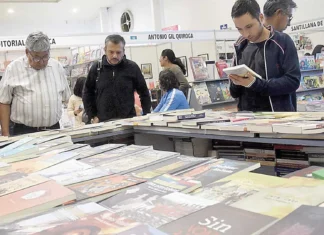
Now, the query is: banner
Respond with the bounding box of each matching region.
[290,19,324,32]
[0,30,240,51]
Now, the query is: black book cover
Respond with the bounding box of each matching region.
[160,203,275,235]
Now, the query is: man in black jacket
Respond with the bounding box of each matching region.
[83,35,151,123]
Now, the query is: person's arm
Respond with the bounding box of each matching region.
[173,68,190,93]
[58,64,71,104]
[0,68,13,136]
[158,89,181,112]
[0,104,10,136]
[248,36,301,96]
[67,96,76,118]
[153,95,165,113]
[83,62,99,121]
[134,64,152,115]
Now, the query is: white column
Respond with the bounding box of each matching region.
[150,0,165,31]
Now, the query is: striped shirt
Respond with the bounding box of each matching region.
[0,56,71,127]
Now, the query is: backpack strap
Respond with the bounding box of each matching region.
[95,60,103,95]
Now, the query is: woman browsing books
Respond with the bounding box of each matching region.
[159,49,190,97]
[154,70,190,113]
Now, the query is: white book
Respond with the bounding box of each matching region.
[223,64,262,79]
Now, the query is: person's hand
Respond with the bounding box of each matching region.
[229,73,256,87]
[92,116,100,124]
[74,108,82,116]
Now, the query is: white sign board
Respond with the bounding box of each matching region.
[0,31,216,51]
[290,19,324,32]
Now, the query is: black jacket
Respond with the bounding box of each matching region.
[230,27,301,112]
[83,56,151,121]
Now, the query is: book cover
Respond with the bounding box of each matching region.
[260,205,324,235]
[51,167,111,186]
[207,82,225,102]
[299,56,316,70]
[194,171,287,204]
[80,145,152,165]
[193,83,212,105]
[69,174,145,201]
[312,169,324,180]
[232,176,324,218]
[100,150,178,174]
[35,159,93,178]
[159,203,275,235]
[130,155,209,180]
[116,224,168,235]
[189,57,209,80]
[0,174,50,197]
[117,192,215,228]
[0,137,35,156]
[216,60,228,78]
[0,181,76,225]
[177,159,260,187]
[177,112,205,120]
[31,210,139,235]
[0,172,27,185]
[0,202,107,235]
[100,174,201,213]
[77,144,126,159]
[219,80,234,101]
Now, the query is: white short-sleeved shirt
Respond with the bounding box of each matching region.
[0,55,71,127]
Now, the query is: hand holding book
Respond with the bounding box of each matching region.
[229,73,256,88]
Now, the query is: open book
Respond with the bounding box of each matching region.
[223,64,262,79]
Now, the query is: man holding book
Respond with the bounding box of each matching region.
[229,0,300,112]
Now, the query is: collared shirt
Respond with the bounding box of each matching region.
[0,56,71,127]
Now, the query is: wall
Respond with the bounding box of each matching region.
[106,0,155,32]
[162,0,324,30]
[0,21,95,37]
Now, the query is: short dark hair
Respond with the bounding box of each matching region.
[264,0,297,17]
[74,77,86,98]
[105,34,126,46]
[159,70,179,91]
[231,0,261,19]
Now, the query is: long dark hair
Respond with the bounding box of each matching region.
[161,49,186,75]
[74,77,86,98]
[159,70,179,91]
[312,45,324,57]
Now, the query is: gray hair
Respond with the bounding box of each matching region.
[105,34,126,46]
[263,0,297,17]
[26,31,50,52]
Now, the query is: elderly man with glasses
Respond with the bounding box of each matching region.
[263,0,298,112]
[0,31,71,136]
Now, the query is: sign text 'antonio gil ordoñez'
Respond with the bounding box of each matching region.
[148,33,194,41]
[0,38,56,48]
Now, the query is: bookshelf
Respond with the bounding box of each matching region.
[297,87,324,94]
[202,99,237,107]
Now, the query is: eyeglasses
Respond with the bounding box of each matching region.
[287,14,293,22]
[28,52,50,63]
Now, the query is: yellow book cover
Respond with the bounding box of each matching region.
[232,176,324,218]
[194,172,287,204]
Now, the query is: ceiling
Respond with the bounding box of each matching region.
[0,0,120,23]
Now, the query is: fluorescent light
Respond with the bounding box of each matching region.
[7,8,14,14]
[72,8,78,13]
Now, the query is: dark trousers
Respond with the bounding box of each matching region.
[12,122,60,136]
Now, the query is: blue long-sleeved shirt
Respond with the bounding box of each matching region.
[154,89,189,113]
